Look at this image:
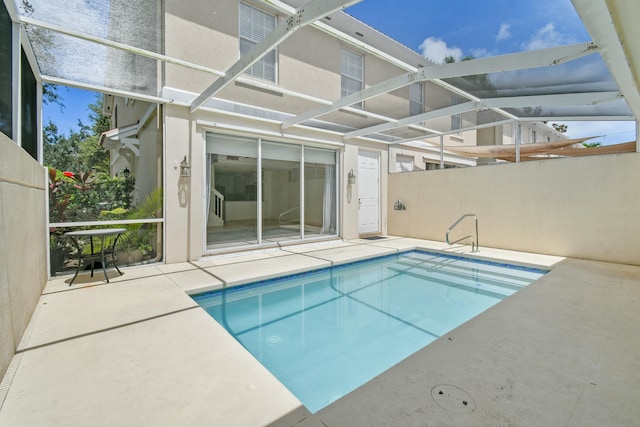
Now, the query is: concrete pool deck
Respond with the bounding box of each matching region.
[1,237,639,426]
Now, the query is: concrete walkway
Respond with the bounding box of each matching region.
[1,237,638,426]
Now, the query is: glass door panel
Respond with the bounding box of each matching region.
[304,147,337,238]
[206,133,259,248]
[262,141,301,242]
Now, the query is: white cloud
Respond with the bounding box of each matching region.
[470,48,490,58]
[525,23,575,50]
[497,23,511,41]
[419,37,463,64]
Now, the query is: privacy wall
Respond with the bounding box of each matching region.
[388,153,640,265]
[0,134,47,382]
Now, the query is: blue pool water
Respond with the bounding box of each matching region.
[193,250,546,413]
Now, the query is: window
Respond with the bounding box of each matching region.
[206,132,338,250]
[451,96,462,135]
[341,48,363,107]
[396,154,414,172]
[0,1,12,139]
[239,2,276,82]
[21,48,37,160]
[409,83,423,116]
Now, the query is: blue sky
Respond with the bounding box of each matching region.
[346,0,635,144]
[347,0,590,62]
[43,0,635,145]
[43,86,97,136]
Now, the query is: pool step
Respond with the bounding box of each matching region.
[387,266,514,300]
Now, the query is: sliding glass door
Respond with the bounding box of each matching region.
[205,132,337,250]
[304,147,336,238]
[262,141,301,242]
[206,134,259,247]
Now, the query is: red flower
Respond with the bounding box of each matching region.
[63,171,74,178]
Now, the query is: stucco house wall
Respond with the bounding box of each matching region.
[388,153,640,265]
[0,133,48,381]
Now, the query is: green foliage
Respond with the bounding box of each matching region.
[48,167,135,223]
[43,83,65,109]
[552,123,568,133]
[118,188,163,254]
[442,55,494,93]
[582,141,602,148]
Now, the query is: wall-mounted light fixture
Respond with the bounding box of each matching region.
[179,155,191,177]
[394,200,406,211]
[122,167,131,179]
[347,169,356,184]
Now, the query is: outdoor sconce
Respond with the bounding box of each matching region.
[347,169,356,184]
[179,155,191,177]
[122,167,131,179]
[394,200,406,211]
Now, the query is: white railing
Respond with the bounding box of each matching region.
[446,214,479,252]
[209,189,225,226]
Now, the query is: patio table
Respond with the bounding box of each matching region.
[64,228,127,285]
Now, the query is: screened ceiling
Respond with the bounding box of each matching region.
[7,0,640,144]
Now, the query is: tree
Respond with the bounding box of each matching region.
[442,55,493,92]
[582,141,601,148]
[552,123,568,133]
[44,88,133,223]
[43,83,64,109]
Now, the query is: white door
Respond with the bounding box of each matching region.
[358,150,380,234]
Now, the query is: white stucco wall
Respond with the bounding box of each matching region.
[388,153,640,265]
[0,134,48,381]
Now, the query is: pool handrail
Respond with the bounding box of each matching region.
[446,214,479,252]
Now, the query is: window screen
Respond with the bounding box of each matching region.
[239,2,276,82]
[409,83,423,116]
[451,96,462,134]
[341,48,363,107]
[0,2,12,139]
[21,49,38,160]
[396,154,414,172]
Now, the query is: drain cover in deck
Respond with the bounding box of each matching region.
[431,384,475,413]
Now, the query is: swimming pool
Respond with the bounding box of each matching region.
[193,250,546,413]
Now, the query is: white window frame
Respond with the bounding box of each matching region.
[451,96,462,135]
[396,154,414,172]
[239,2,277,82]
[409,82,423,116]
[341,48,363,108]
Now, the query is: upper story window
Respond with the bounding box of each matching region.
[239,2,276,82]
[396,154,414,172]
[341,48,363,107]
[451,96,462,135]
[409,83,423,116]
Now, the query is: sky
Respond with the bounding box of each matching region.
[345,0,635,145]
[43,86,98,136]
[43,0,636,145]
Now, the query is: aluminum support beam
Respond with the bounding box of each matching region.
[515,122,521,163]
[346,92,619,140]
[20,17,225,78]
[390,119,514,145]
[345,102,478,140]
[190,0,362,113]
[283,42,598,129]
[439,134,444,169]
[572,0,640,120]
[481,91,621,109]
[345,92,621,139]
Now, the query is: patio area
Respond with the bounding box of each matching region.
[0,237,638,426]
